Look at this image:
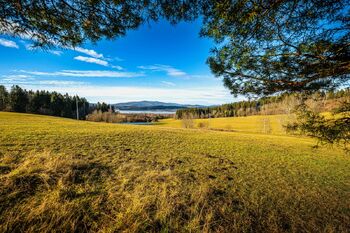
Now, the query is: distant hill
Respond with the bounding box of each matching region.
[112,101,205,111]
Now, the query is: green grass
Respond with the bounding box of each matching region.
[0,112,349,232]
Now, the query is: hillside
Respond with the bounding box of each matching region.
[0,112,349,232]
[113,101,205,111]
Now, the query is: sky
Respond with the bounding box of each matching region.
[0,20,237,105]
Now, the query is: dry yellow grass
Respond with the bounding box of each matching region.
[156,114,297,134]
[0,112,349,232]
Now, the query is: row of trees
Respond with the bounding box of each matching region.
[176,89,350,119]
[0,85,108,119]
[92,102,116,113]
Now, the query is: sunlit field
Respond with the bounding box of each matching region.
[156,114,296,135]
[0,112,349,232]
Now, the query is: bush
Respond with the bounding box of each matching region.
[197,121,209,129]
[182,113,194,128]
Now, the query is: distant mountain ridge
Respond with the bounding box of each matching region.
[112,101,205,111]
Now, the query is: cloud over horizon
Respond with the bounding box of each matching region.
[138,64,187,77]
[17,69,144,78]
[161,81,176,86]
[0,83,233,105]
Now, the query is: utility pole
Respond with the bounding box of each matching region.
[76,95,79,120]
[208,111,210,129]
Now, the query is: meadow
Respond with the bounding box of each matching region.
[0,112,349,232]
[155,114,295,135]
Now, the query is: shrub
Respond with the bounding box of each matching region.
[197,121,209,129]
[182,113,194,128]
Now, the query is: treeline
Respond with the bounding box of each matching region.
[176,89,350,119]
[86,110,170,123]
[91,102,116,113]
[0,85,94,119]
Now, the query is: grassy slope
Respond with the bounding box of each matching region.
[0,112,349,232]
[156,114,295,135]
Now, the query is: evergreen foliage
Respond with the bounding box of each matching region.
[0,0,203,47]
[203,0,349,96]
[287,102,350,151]
[0,85,96,119]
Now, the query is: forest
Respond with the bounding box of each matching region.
[0,85,112,119]
[176,89,350,119]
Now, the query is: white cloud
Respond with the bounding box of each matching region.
[24,43,34,50]
[138,64,187,77]
[0,75,86,86]
[2,74,33,80]
[36,80,86,85]
[19,69,144,78]
[0,38,19,49]
[74,47,103,58]
[161,81,176,86]
[1,74,34,83]
[72,49,122,69]
[74,56,109,66]
[49,50,63,56]
[111,65,123,70]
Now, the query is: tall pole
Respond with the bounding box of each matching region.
[208,111,210,128]
[76,95,79,120]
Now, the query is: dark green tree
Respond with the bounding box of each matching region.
[0,0,202,48]
[201,0,349,96]
[9,85,28,112]
[199,0,349,150]
[0,85,9,110]
[287,102,350,151]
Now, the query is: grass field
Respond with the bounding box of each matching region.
[0,112,349,232]
[155,114,296,135]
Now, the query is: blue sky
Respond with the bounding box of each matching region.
[0,20,236,104]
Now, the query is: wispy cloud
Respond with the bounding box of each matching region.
[74,56,109,66]
[24,43,34,50]
[49,50,63,56]
[18,69,144,78]
[111,65,123,70]
[35,80,87,85]
[2,74,32,79]
[74,47,104,59]
[1,74,34,82]
[138,64,187,77]
[73,48,123,69]
[0,38,19,49]
[0,75,86,86]
[161,81,176,86]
